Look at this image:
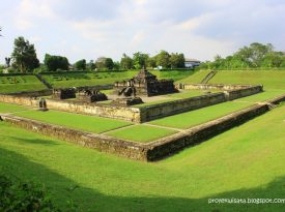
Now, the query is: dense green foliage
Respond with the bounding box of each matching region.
[132,52,149,69]
[73,59,86,71]
[120,54,133,70]
[44,54,70,72]
[0,174,61,211]
[95,57,115,71]
[200,42,285,70]
[11,37,40,73]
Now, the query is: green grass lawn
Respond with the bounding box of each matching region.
[105,125,178,143]
[149,101,253,129]
[149,90,285,129]
[201,70,285,90]
[1,103,285,211]
[0,102,132,134]
[0,102,33,113]
[40,71,136,88]
[177,69,213,84]
[0,75,47,93]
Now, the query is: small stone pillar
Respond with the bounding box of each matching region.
[39,98,48,111]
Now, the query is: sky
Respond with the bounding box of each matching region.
[0,0,285,64]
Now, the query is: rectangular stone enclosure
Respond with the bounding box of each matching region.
[0,84,263,123]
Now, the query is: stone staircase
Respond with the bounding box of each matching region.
[200,70,217,84]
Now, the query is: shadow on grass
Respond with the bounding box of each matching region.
[8,136,59,146]
[1,147,285,212]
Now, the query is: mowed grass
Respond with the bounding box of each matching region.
[149,90,285,129]
[0,102,132,134]
[0,102,176,142]
[1,103,285,211]
[0,75,47,93]
[149,101,253,129]
[41,71,134,88]
[178,69,214,84]
[105,125,178,143]
[207,70,285,90]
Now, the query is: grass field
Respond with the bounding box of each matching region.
[0,75,47,93]
[149,90,285,129]
[209,70,285,90]
[0,103,132,134]
[105,125,178,143]
[39,69,194,88]
[1,69,285,211]
[1,103,285,211]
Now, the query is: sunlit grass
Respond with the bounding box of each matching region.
[1,104,285,211]
[105,125,178,143]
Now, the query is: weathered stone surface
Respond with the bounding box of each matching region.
[1,115,148,161]
[140,92,226,122]
[1,102,278,161]
[52,88,76,99]
[144,103,270,161]
[112,97,144,106]
[0,84,265,123]
[2,89,52,97]
[114,67,178,97]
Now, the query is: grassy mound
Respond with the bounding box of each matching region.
[0,75,47,93]
[179,70,285,90]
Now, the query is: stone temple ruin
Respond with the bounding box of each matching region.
[113,67,178,97]
[77,87,108,103]
[52,88,76,99]
[52,87,107,103]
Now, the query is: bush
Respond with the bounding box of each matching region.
[0,174,61,212]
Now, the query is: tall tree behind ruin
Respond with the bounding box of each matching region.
[11,36,40,73]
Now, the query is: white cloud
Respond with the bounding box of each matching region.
[1,0,284,63]
[14,0,58,30]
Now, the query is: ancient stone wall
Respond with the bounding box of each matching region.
[0,94,141,122]
[2,100,281,161]
[183,84,257,90]
[1,115,148,161]
[0,85,262,123]
[144,103,270,161]
[225,85,263,100]
[140,92,226,122]
[45,99,141,122]
[2,89,52,97]
[0,94,38,106]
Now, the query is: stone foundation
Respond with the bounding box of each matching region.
[2,97,283,161]
[0,85,264,123]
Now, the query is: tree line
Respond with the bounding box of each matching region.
[200,42,285,70]
[3,35,285,73]
[2,36,187,73]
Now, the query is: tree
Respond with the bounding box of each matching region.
[120,53,133,70]
[44,54,69,72]
[105,58,114,70]
[87,60,96,71]
[95,57,114,71]
[235,42,273,67]
[155,50,171,68]
[133,52,149,69]
[170,53,185,68]
[11,36,40,73]
[261,51,285,68]
[74,59,86,71]
[146,56,157,68]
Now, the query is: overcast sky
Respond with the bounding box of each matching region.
[0,0,284,64]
